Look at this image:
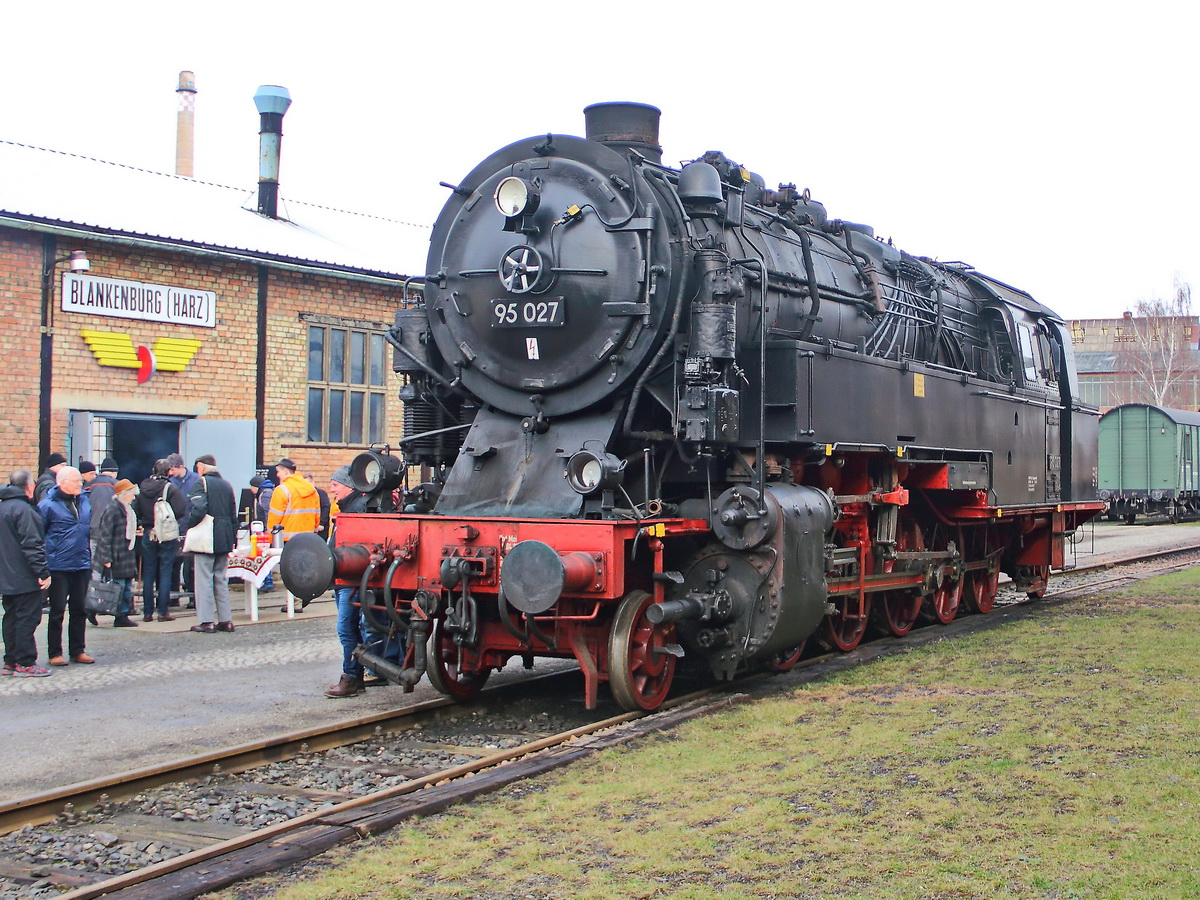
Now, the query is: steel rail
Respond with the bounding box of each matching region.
[0,671,567,835]
[9,540,1200,898]
[54,689,732,900]
[7,539,1199,836]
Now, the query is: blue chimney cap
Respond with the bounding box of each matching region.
[254,85,292,116]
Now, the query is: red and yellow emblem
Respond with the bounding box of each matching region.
[80,329,202,383]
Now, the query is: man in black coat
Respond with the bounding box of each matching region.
[184,454,239,633]
[33,452,67,505]
[1,469,53,677]
[87,457,120,534]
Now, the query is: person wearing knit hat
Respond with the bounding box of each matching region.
[0,469,53,677]
[34,453,68,505]
[78,461,97,485]
[87,461,120,534]
[324,465,371,697]
[91,478,141,628]
[323,465,402,697]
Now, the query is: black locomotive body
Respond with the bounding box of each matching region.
[283,103,1103,711]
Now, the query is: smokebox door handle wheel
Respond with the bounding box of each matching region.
[426,617,491,701]
[608,590,677,712]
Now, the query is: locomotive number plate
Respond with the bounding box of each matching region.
[491,298,565,328]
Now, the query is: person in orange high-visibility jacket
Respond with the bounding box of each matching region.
[267,459,321,540]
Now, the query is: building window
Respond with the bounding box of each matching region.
[307,325,387,444]
[1070,323,1084,344]
[1078,375,1113,408]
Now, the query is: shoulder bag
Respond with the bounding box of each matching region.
[182,477,215,554]
[85,574,123,616]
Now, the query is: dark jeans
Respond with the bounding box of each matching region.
[141,535,179,617]
[113,578,133,619]
[335,586,405,679]
[335,586,365,679]
[47,569,89,658]
[3,590,44,667]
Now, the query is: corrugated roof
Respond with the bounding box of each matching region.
[0,140,430,278]
[1074,351,1118,373]
[1100,403,1200,427]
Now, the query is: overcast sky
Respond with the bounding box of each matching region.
[3,2,1194,321]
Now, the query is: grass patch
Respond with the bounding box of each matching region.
[224,572,1200,899]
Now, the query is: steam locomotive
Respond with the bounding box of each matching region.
[282,103,1104,711]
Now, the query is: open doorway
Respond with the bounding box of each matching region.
[70,413,185,483]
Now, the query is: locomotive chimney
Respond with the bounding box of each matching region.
[253,85,292,219]
[584,102,662,163]
[175,71,197,177]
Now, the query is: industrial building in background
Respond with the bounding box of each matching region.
[0,74,427,490]
[1068,290,1200,413]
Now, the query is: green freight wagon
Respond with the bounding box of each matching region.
[1098,403,1200,523]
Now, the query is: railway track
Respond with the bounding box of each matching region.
[2,541,1197,900]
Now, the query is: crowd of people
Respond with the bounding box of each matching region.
[0,453,402,692]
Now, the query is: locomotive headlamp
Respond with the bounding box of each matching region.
[349,448,404,494]
[566,449,626,495]
[494,176,540,218]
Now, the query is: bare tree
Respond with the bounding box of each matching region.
[1113,280,1200,408]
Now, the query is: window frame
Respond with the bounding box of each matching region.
[306,323,388,446]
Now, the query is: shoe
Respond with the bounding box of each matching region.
[48,656,68,667]
[361,674,390,687]
[324,674,363,698]
[1,664,13,676]
[12,664,51,678]
[143,615,154,623]
[158,614,176,622]
[113,617,139,628]
[216,621,235,632]
[86,612,98,626]
[71,653,95,664]
[189,622,216,633]
[185,601,196,610]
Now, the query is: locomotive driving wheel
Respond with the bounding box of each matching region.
[426,617,491,701]
[926,569,962,624]
[768,642,806,672]
[963,567,999,614]
[873,517,923,637]
[1025,564,1051,599]
[823,593,871,652]
[608,590,676,712]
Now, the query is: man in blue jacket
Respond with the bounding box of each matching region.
[1,469,53,677]
[38,466,93,666]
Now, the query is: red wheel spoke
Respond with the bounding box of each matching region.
[609,591,675,711]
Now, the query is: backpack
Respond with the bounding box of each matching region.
[151,490,180,542]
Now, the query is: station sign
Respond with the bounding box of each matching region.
[62,273,216,329]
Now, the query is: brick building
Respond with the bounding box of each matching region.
[0,138,426,491]
[1069,315,1200,412]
